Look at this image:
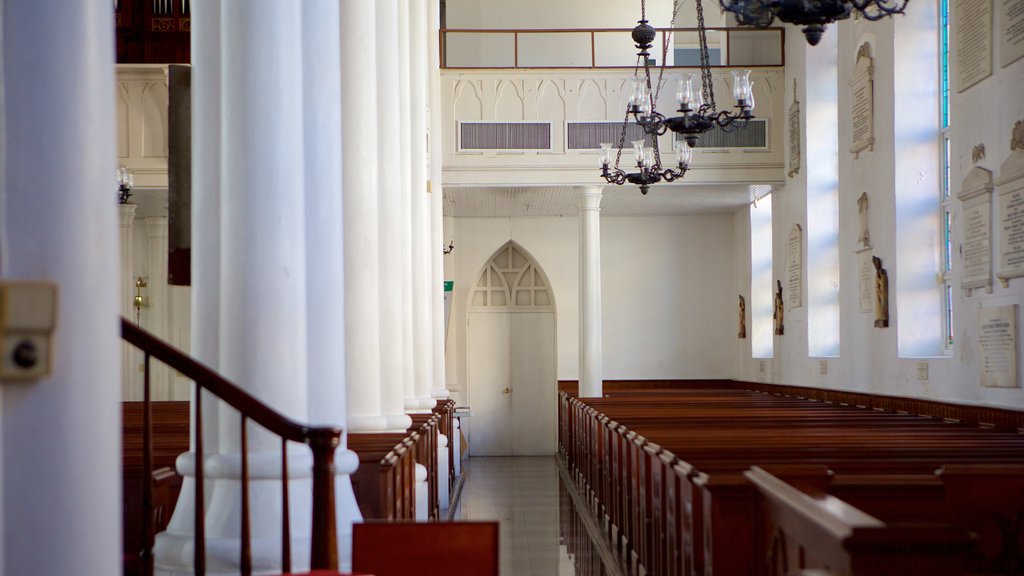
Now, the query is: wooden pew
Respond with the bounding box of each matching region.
[348,432,417,520]
[561,389,1024,576]
[122,401,190,576]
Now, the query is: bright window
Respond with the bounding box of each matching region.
[750,191,774,358]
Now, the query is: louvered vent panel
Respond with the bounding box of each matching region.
[568,119,767,149]
[459,122,552,151]
[568,122,651,150]
[680,119,767,149]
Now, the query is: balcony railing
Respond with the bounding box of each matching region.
[441,27,784,69]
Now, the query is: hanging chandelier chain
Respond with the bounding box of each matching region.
[652,0,682,107]
[614,51,644,170]
[695,0,716,112]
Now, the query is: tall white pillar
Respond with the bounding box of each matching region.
[1,0,120,573]
[302,0,361,570]
[342,0,390,431]
[172,2,314,572]
[577,187,604,398]
[410,0,436,410]
[428,0,449,400]
[119,203,138,399]
[377,0,416,432]
[399,0,420,412]
[155,1,222,570]
[144,217,172,400]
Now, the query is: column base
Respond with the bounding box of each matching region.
[430,389,450,399]
[154,448,361,575]
[347,414,391,432]
[384,412,413,432]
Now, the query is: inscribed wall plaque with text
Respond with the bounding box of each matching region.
[788,81,800,178]
[979,304,1018,388]
[958,167,994,295]
[1000,0,1024,67]
[956,0,993,91]
[787,225,803,308]
[850,44,874,157]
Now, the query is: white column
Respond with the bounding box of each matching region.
[302,0,361,570]
[342,0,390,432]
[577,187,604,398]
[399,0,420,412]
[1,0,120,574]
[155,2,221,570]
[144,217,172,400]
[428,0,449,400]
[185,2,312,572]
[410,0,436,410]
[377,0,415,432]
[119,203,138,400]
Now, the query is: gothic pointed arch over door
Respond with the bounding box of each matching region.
[467,242,557,456]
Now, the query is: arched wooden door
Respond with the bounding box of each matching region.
[467,243,557,456]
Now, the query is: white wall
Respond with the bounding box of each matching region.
[732,13,1024,410]
[444,212,736,405]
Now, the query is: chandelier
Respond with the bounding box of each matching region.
[599,0,754,195]
[599,138,691,196]
[719,0,908,46]
[629,0,756,145]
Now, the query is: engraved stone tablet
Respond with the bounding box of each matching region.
[997,146,1024,285]
[850,43,874,157]
[999,0,1024,67]
[958,166,994,295]
[956,0,993,92]
[788,80,800,178]
[979,304,1018,388]
[858,250,874,313]
[787,224,803,308]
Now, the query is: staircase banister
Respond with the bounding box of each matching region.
[121,318,341,445]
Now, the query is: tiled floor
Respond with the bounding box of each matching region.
[453,457,577,576]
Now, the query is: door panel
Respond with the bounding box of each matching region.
[511,312,556,455]
[467,313,513,456]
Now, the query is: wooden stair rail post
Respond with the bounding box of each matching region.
[308,428,340,570]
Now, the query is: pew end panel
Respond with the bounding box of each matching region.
[352,521,500,576]
[745,466,972,576]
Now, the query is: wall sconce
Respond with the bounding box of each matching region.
[118,165,134,204]
[443,240,454,255]
[133,277,147,325]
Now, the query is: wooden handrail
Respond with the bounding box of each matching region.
[121,318,341,575]
[122,319,336,443]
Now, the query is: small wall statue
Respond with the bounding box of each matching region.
[873,255,889,328]
[774,280,784,335]
[738,295,747,339]
[856,192,870,249]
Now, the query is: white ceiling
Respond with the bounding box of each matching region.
[442,184,768,217]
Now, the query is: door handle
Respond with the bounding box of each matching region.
[503,387,512,394]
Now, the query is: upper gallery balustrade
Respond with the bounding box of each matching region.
[441,26,784,69]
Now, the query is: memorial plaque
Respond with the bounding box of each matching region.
[850,43,874,157]
[999,186,1024,282]
[858,250,874,313]
[979,304,1018,388]
[788,80,800,178]
[787,224,802,308]
[958,167,994,295]
[956,0,993,92]
[999,0,1024,67]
